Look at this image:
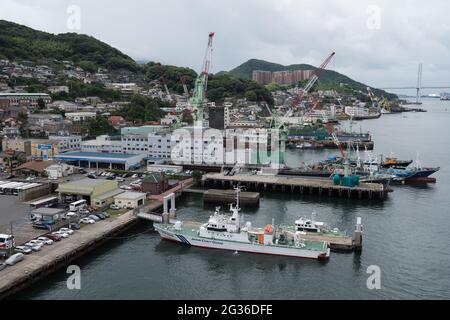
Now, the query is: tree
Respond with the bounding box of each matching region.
[37,98,46,110]
[117,95,165,124]
[82,116,117,139]
[245,90,258,101]
[192,170,203,184]
[17,112,29,138]
[16,153,26,165]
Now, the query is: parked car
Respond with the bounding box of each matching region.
[65,212,79,220]
[15,246,32,254]
[95,213,106,220]
[102,211,110,218]
[88,215,100,221]
[110,204,120,210]
[59,228,74,235]
[79,218,95,224]
[29,239,45,247]
[52,231,69,239]
[78,209,90,215]
[106,176,115,180]
[116,177,125,182]
[37,237,53,245]
[87,174,97,179]
[24,243,41,252]
[45,234,62,241]
[5,253,24,266]
[69,223,81,230]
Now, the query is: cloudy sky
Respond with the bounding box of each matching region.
[1,0,450,95]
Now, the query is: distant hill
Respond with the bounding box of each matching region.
[0,20,139,72]
[220,59,397,100]
[0,20,276,104]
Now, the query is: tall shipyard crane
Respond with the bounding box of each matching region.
[366,87,381,111]
[181,75,191,98]
[291,52,336,109]
[191,32,215,127]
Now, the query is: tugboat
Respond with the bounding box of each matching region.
[154,188,331,261]
[381,153,413,168]
[293,213,344,236]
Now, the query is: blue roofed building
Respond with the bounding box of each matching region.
[53,152,147,170]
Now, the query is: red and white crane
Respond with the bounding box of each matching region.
[291,52,336,109]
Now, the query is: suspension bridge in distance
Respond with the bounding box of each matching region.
[379,64,450,103]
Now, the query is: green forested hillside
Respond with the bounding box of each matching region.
[221,58,397,100]
[0,20,138,72]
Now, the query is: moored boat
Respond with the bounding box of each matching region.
[154,188,331,261]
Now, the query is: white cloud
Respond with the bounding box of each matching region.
[1,0,449,94]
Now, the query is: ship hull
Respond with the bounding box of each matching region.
[156,226,330,261]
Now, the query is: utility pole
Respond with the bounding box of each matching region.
[9,221,14,257]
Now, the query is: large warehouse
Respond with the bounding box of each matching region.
[56,178,120,207]
[53,152,146,170]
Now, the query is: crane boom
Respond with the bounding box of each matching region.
[366,87,380,111]
[325,123,345,158]
[292,52,336,109]
[191,32,215,127]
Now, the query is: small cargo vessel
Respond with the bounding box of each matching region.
[381,153,413,168]
[154,188,331,261]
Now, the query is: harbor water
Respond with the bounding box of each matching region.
[11,99,450,300]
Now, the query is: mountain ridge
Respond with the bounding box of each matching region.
[219,58,397,100]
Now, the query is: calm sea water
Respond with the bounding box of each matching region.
[13,99,450,300]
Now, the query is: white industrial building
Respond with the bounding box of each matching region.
[45,163,75,179]
[65,112,97,122]
[81,135,123,154]
[114,192,146,209]
[49,135,82,153]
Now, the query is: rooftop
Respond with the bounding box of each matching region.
[0,93,51,97]
[115,191,146,200]
[94,188,125,201]
[31,208,65,215]
[55,152,140,160]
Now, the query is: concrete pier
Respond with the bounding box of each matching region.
[0,201,163,299]
[202,173,387,200]
[203,189,260,206]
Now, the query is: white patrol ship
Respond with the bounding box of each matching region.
[154,188,330,261]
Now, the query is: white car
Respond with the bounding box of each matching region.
[59,228,74,235]
[6,253,24,266]
[116,177,124,182]
[80,218,95,224]
[24,242,42,251]
[37,237,54,245]
[52,231,69,238]
[29,239,45,247]
[15,246,32,254]
[78,209,90,215]
[65,212,78,219]
[110,204,120,210]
